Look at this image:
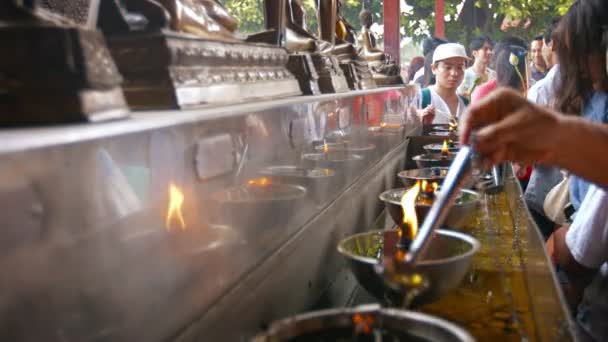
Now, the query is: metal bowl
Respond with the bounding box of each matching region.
[337,229,480,307]
[429,131,456,138]
[398,167,449,187]
[314,142,376,153]
[315,142,378,160]
[210,184,307,230]
[412,153,454,168]
[379,187,480,229]
[254,304,474,341]
[423,143,461,154]
[258,166,336,203]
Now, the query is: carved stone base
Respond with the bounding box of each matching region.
[372,74,405,87]
[106,31,302,109]
[310,54,349,94]
[0,25,129,126]
[287,54,321,95]
[339,62,360,90]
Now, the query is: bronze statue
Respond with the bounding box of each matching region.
[358,9,403,86]
[98,0,302,108]
[272,0,348,94]
[156,0,240,41]
[0,0,129,126]
[317,0,376,90]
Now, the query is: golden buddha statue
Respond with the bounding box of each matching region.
[358,9,402,85]
[285,0,330,53]
[138,0,241,41]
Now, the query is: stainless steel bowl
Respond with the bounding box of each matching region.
[398,167,449,187]
[254,304,474,341]
[379,187,480,229]
[210,184,307,230]
[315,142,378,161]
[423,143,461,154]
[412,153,454,168]
[337,230,480,307]
[429,131,456,138]
[258,166,336,203]
[314,142,376,153]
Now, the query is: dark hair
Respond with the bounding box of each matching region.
[533,34,544,42]
[495,46,527,91]
[469,35,494,52]
[543,17,561,44]
[422,36,448,56]
[407,56,425,82]
[555,0,608,114]
[491,36,527,69]
[421,52,436,87]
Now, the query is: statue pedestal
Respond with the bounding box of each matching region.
[106,30,302,109]
[286,54,321,95]
[309,54,349,94]
[0,26,129,126]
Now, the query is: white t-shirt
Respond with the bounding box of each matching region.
[419,86,467,124]
[527,65,560,108]
[565,185,608,341]
[458,67,496,97]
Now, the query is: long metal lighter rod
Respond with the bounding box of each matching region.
[405,145,476,264]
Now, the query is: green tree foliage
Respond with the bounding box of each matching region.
[223,0,574,47]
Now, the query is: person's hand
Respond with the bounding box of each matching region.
[459,87,564,166]
[418,105,435,125]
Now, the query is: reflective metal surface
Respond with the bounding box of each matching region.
[338,229,479,307]
[398,167,449,186]
[255,304,475,342]
[412,153,455,168]
[348,168,576,341]
[379,187,480,230]
[0,86,419,341]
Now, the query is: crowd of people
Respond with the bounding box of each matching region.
[406,0,608,340]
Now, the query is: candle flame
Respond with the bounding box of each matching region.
[166,183,186,231]
[400,181,420,240]
[441,140,450,155]
[247,177,272,187]
[352,313,375,335]
[323,141,329,154]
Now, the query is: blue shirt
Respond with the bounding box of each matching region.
[570,92,608,210]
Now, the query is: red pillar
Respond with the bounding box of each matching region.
[383,0,400,65]
[435,0,445,38]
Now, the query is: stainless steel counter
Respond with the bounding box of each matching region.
[0,86,420,341]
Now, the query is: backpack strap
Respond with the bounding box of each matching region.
[458,94,470,106]
[421,88,431,108]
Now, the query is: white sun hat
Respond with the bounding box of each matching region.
[432,43,470,64]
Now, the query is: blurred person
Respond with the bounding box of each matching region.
[407,56,425,83]
[471,45,532,189]
[471,45,528,102]
[529,35,547,82]
[528,18,561,107]
[524,17,563,239]
[413,36,447,86]
[418,43,469,125]
[458,35,495,100]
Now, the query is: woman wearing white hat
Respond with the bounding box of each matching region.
[418,43,470,125]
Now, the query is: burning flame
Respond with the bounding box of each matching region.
[400,181,420,240]
[247,177,272,187]
[441,140,450,155]
[166,183,186,231]
[323,141,329,154]
[352,313,375,335]
[380,122,387,128]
